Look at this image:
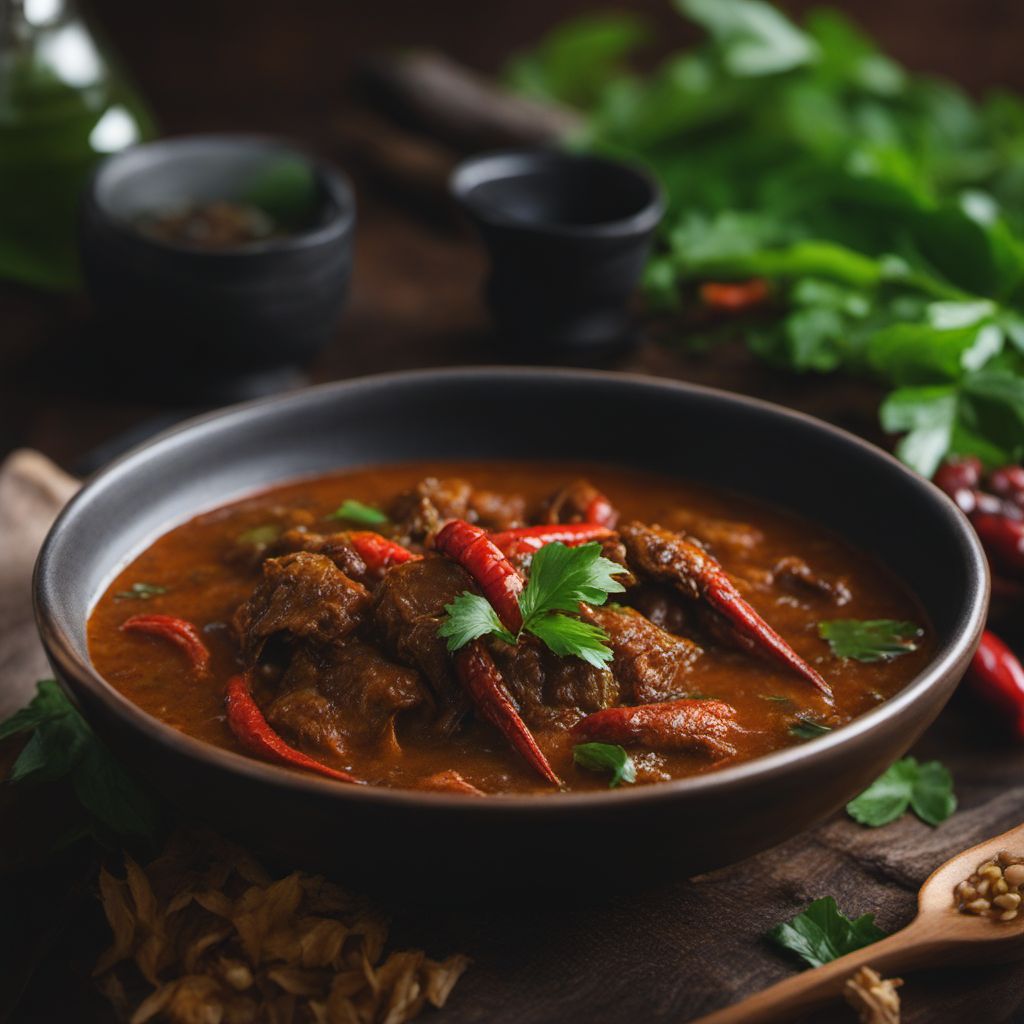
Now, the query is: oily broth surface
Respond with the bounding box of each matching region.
[87,461,934,794]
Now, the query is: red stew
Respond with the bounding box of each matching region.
[88,462,933,795]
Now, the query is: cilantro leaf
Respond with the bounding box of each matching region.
[438,593,516,651]
[237,524,281,546]
[525,614,615,668]
[789,717,832,741]
[768,897,887,969]
[573,742,636,787]
[518,542,626,621]
[678,0,816,78]
[114,582,167,601]
[72,742,161,839]
[909,760,958,826]
[438,542,622,665]
[0,681,161,843]
[508,0,1024,479]
[879,385,958,478]
[327,499,389,526]
[819,619,923,662]
[0,678,68,740]
[847,756,956,827]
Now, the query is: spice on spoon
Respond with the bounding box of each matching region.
[955,850,1024,921]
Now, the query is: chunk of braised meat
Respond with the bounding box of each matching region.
[488,635,619,731]
[270,528,371,584]
[572,698,739,758]
[662,509,763,558]
[389,477,472,542]
[388,477,525,544]
[619,522,832,700]
[270,640,426,755]
[581,604,701,704]
[771,556,852,606]
[470,488,527,530]
[544,479,619,528]
[626,584,693,637]
[233,552,370,665]
[263,687,351,762]
[372,555,474,733]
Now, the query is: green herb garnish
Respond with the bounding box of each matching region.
[790,717,832,741]
[819,619,922,662]
[847,757,956,827]
[509,2,1024,477]
[438,542,626,667]
[768,897,887,969]
[0,681,160,842]
[237,524,281,546]
[762,694,794,704]
[327,500,390,526]
[573,742,636,788]
[114,582,167,601]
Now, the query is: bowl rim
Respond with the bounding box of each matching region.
[82,132,356,259]
[449,149,666,239]
[34,366,989,813]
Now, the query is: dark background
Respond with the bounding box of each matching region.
[3,0,1024,468]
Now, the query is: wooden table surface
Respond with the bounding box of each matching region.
[3,3,1024,1022]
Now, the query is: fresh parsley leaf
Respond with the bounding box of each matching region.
[327,499,389,526]
[0,681,160,842]
[71,741,161,839]
[437,542,622,665]
[847,756,956,827]
[526,614,615,668]
[237,524,281,546]
[114,582,167,601]
[509,1,1024,475]
[0,678,68,740]
[518,542,626,620]
[879,385,958,478]
[790,717,832,740]
[679,0,816,78]
[768,897,887,969]
[819,619,923,662]
[439,592,516,650]
[573,742,636,787]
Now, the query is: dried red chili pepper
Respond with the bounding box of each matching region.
[572,698,739,758]
[489,523,614,557]
[970,512,1024,579]
[699,278,770,312]
[454,640,560,786]
[120,614,211,674]
[346,531,421,573]
[435,519,525,633]
[225,673,359,783]
[966,632,1024,740]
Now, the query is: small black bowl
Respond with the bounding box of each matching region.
[451,150,664,355]
[79,134,355,390]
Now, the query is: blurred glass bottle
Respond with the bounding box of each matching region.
[0,0,153,290]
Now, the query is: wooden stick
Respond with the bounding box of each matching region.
[356,50,582,151]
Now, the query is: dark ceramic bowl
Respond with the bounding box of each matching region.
[34,369,987,892]
[79,134,355,384]
[451,150,664,354]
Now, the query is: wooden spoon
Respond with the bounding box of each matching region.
[692,822,1024,1023]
